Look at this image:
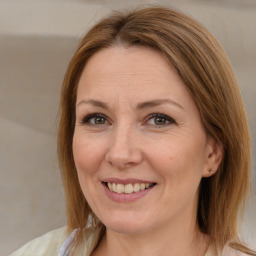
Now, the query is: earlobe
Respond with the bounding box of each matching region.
[203,137,223,177]
[207,168,214,173]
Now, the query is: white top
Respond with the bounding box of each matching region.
[10,227,247,256]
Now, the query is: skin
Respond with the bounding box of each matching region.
[73,46,223,256]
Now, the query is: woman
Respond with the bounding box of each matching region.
[11,6,255,256]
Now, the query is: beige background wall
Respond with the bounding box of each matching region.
[0,0,255,255]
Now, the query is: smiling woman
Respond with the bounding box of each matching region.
[72,46,220,250]
[10,6,255,256]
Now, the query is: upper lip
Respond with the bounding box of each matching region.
[101,178,156,185]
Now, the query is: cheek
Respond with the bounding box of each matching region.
[72,134,104,204]
[146,134,207,182]
[72,133,105,175]
[154,141,205,207]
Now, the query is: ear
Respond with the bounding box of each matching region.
[202,136,223,177]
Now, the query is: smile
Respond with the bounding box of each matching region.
[101,179,157,202]
[106,182,155,194]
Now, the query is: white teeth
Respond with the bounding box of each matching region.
[140,183,146,190]
[108,182,112,191]
[107,182,154,193]
[133,183,140,192]
[125,184,133,194]
[117,184,125,193]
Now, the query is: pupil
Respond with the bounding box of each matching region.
[155,117,166,125]
[95,117,105,124]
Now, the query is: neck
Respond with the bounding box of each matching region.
[92,216,210,256]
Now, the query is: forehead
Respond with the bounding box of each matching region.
[82,45,172,73]
[77,46,186,99]
[76,46,202,124]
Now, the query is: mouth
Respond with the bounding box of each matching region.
[102,182,156,194]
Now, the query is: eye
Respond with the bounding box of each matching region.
[146,113,176,127]
[80,113,109,125]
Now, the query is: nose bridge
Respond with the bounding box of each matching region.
[105,121,142,168]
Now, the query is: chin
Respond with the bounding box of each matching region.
[103,216,150,235]
[107,224,147,235]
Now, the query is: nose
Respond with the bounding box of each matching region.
[105,125,143,169]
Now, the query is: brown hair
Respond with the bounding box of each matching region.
[58,6,254,255]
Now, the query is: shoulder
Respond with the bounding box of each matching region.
[206,244,252,256]
[9,227,67,256]
[222,245,251,256]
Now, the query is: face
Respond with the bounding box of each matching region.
[73,46,220,235]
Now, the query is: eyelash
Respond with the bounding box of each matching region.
[146,113,176,127]
[80,113,176,127]
[80,113,108,125]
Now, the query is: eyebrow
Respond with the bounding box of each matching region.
[76,99,108,109]
[76,98,184,110]
[137,99,184,110]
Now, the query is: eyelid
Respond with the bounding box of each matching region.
[80,113,110,125]
[78,112,176,127]
[145,113,176,126]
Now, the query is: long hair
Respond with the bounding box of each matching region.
[58,6,254,255]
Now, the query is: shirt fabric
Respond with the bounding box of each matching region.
[10,227,247,256]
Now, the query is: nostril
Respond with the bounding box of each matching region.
[105,141,143,168]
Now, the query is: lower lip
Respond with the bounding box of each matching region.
[102,183,155,203]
